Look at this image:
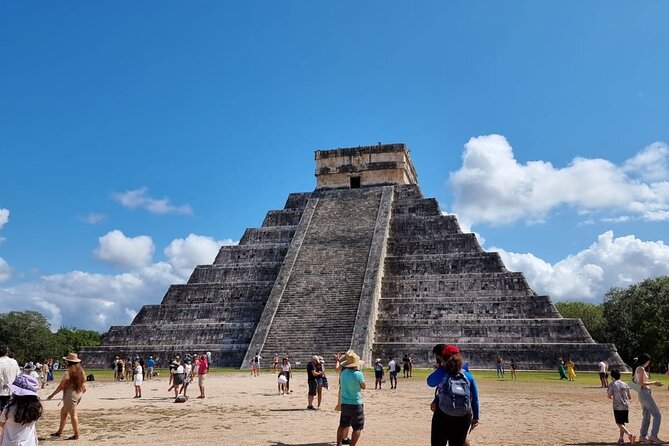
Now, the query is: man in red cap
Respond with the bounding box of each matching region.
[427,345,480,446]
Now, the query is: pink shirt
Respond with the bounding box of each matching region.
[198,359,208,375]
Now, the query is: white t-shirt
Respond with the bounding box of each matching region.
[0,356,21,397]
[389,360,400,373]
[281,363,291,372]
[134,365,143,375]
[608,379,631,410]
[598,361,607,374]
[1,405,38,446]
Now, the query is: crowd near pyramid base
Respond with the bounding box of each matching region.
[80,144,627,371]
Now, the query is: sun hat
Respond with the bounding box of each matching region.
[63,352,81,363]
[340,350,364,369]
[442,345,460,357]
[375,358,382,363]
[311,355,320,363]
[9,374,39,397]
[23,362,36,371]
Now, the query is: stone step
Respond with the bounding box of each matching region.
[390,214,462,235]
[239,227,297,245]
[381,273,533,297]
[188,263,282,284]
[262,209,304,227]
[284,192,312,210]
[371,342,626,371]
[384,253,507,274]
[387,233,482,255]
[161,282,274,305]
[133,303,265,324]
[374,318,592,343]
[214,244,289,265]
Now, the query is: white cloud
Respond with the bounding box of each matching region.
[495,231,669,301]
[449,136,669,230]
[0,232,234,331]
[79,213,107,224]
[94,230,155,269]
[0,208,8,229]
[113,187,193,215]
[165,234,237,279]
[0,257,10,283]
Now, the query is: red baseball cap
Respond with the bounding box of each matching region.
[442,345,460,357]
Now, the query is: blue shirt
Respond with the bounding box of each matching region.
[427,367,480,420]
[340,368,365,405]
[146,358,155,368]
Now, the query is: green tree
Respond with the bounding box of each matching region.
[555,301,607,343]
[603,276,669,372]
[54,327,102,358]
[0,311,58,364]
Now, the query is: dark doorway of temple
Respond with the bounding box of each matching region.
[350,176,361,188]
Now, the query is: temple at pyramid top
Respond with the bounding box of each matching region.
[81,142,627,372]
[315,143,418,189]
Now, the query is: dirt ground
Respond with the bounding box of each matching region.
[31,369,669,445]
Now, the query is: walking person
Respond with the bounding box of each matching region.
[145,356,155,381]
[496,355,505,378]
[633,353,663,443]
[510,358,518,381]
[374,358,384,389]
[336,350,365,446]
[133,360,143,398]
[0,345,21,412]
[566,358,576,381]
[281,357,291,393]
[0,375,43,446]
[47,353,87,441]
[599,360,610,389]
[307,355,324,410]
[607,369,635,445]
[427,345,480,446]
[251,352,261,376]
[180,357,193,398]
[272,353,279,371]
[197,353,208,399]
[388,356,399,389]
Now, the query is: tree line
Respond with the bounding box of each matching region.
[0,310,102,365]
[555,276,669,372]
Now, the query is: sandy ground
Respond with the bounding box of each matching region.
[30,370,669,446]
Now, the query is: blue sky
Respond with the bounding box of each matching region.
[1,1,668,331]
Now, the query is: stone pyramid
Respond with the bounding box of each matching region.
[81,144,626,370]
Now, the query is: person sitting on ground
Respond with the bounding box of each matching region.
[607,369,635,445]
[0,375,43,446]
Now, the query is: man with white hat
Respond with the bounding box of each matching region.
[0,345,21,411]
[337,349,366,446]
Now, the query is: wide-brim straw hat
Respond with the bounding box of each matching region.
[340,349,364,369]
[63,352,81,363]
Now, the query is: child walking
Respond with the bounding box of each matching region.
[607,369,636,445]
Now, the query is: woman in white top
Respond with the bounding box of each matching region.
[634,353,663,443]
[0,375,42,446]
[281,357,291,393]
[133,361,143,398]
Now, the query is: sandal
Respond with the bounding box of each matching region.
[50,432,62,437]
[66,435,79,440]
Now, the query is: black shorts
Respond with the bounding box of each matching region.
[308,379,317,396]
[339,404,364,431]
[599,372,607,379]
[374,371,383,379]
[614,410,629,425]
